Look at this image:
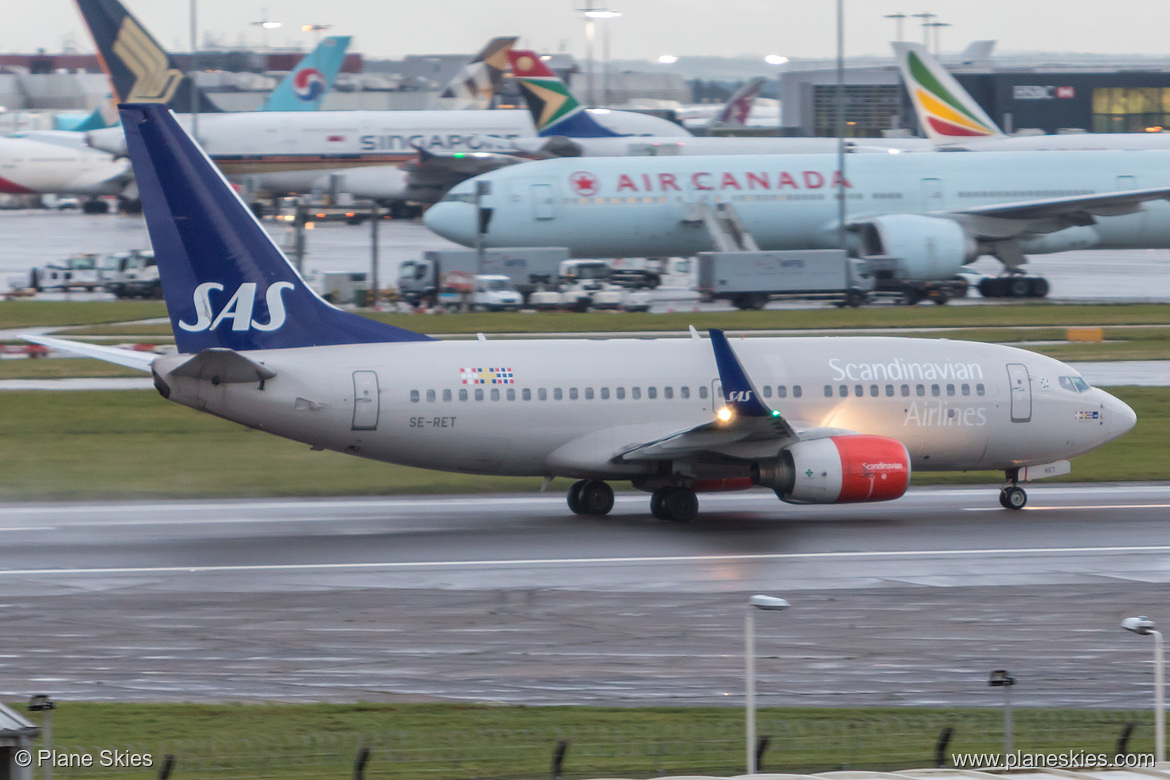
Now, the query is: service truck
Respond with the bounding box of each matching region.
[397,247,568,307]
[697,249,876,309]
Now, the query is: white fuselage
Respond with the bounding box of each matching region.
[153,336,1132,481]
[0,136,129,196]
[88,109,690,199]
[424,148,1170,259]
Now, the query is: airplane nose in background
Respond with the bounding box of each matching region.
[422,202,475,246]
[1106,392,1137,439]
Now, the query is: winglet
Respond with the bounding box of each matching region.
[708,329,773,418]
[507,49,622,138]
[892,41,1003,145]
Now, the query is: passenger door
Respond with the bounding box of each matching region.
[352,370,380,430]
[1006,363,1031,423]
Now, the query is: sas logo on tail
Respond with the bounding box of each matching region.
[179,282,294,333]
[112,17,184,103]
[727,391,754,403]
[293,68,327,102]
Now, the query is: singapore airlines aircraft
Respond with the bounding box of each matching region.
[31,105,1135,521]
[895,42,1170,151]
[424,149,1170,295]
[0,135,130,201]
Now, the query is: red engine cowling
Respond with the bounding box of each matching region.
[752,435,911,504]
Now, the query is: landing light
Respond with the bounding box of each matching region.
[717,407,733,423]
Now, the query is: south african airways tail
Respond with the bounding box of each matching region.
[507,49,622,138]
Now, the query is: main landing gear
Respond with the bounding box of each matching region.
[565,481,700,522]
[999,468,1027,510]
[979,275,1049,299]
[567,480,614,516]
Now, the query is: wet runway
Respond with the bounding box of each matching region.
[2,485,1170,706]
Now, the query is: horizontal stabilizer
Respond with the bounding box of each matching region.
[170,348,276,384]
[22,335,157,372]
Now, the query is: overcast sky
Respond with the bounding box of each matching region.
[8,0,1170,64]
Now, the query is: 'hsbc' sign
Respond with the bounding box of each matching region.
[1013,85,1076,101]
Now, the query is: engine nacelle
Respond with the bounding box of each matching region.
[752,435,911,504]
[856,214,978,281]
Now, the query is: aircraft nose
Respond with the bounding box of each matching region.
[423,202,476,246]
[1106,393,1137,439]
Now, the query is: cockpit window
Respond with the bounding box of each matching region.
[1059,376,1090,393]
[442,191,476,204]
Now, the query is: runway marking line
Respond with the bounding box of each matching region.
[1,544,1170,577]
[963,504,1170,512]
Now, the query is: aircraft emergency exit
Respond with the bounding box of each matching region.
[31,105,1135,522]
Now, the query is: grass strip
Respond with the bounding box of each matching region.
[0,387,1162,501]
[9,703,1160,780]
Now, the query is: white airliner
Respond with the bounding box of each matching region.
[0,135,130,200]
[423,149,1170,295]
[29,105,1135,521]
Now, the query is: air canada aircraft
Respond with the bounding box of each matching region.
[31,105,1136,521]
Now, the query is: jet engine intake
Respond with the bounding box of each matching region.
[857,214,978,281]
[752,435,911,504]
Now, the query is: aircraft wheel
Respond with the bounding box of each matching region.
[579,480,614,516]
[650,488,669,520]
[930,288,950,305]
[567,480,587,515]
[903,288,922,305]
[1030,277,1050,298]
[660,487,699,523]
[999,486,1027,510]
[1008,277,1031,298]
[979,277,1002,298]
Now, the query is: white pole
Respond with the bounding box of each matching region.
[1156,629,1165,765]
[745,609,756,774]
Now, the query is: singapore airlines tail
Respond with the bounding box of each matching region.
[259,35,352,112]
[438,36,518,110]
[507,49,622,138]
[119,103,431,353]
[75,0,223,113]
[892,41,1003,145]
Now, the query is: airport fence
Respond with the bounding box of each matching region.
[51,709,1158,779]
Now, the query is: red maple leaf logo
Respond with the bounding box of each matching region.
[570,171,599,196]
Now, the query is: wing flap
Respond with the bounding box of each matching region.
[958,185,1170,222]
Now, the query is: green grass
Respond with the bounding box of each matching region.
[0,300,166,329]
[9,703,1161,780]
[0,357,146,379]
[0,387,1162,501]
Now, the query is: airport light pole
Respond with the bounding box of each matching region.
[765,55,788,138]
[925,21,950,57]
[28,695,55,780]
[911,13,936,46]
[580,8,620,108]
[301,23,332,45]
[1123,616,1165,764]
[835,0,847,251]
[884,13,906,42]
[745,595,789,774]
[189,0,198,144]
[988,670,1015,756]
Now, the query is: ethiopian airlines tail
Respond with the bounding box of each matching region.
[259,36,352,111]
[74,0,223,113]
[438,36,518,110]
[507,50,621,138]
[120,103,431,353]
[892,41,1003,145]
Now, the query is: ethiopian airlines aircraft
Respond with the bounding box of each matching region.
[424,149,1170,294]
[29,105,1135,521]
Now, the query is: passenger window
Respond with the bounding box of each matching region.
[839,385,848,397]
[793,386,802,398]
[699,386,708,399]
[648,387,657,399]
[901,385,910,397]
[507,388,516,401]
[777,386,787,398]
[426,389,436,402]
[459,389,468,401]
[475,388,484,401]
[870,385,879,397]
[664,387,673,399]
[554,388,563,400]
[931,384,940,397]
[824,385,833,398]
[522,388,532,401]
[632,387,641,400]
[976,383,986,396]
[601,387,610,400]
[962,384,970,396]
[916,384,925,397]
[585,387,594,400]
[538,388,548,400]
[569,388,579,400]
[442,389,452,402]
[885,384,894,397]
[490,388,500,401]
[410,390,420,403]
[617,387,626,400]
[946,384,955,396]
[855,385,864,397]
[681,386,690,399]
[762,386,772,398]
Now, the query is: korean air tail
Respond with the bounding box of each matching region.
[259,36,352,111]
[715,77,766,126]
[119,104,431,353]
[892,41,1003,145]
[438,36,518,110]
[74,0,223,113]
[507,50,621,138]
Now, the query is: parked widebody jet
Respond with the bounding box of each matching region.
[895,42,1170,151]
[424,149,1170,295]
[29,105,1135,521]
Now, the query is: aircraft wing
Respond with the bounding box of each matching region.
[955,185,1170,222]
[22,335,158,371]
[401,147,528,203]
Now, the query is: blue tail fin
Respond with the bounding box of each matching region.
[119,103,431,353]
[259,36,351,111]
[75,0,223,114]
